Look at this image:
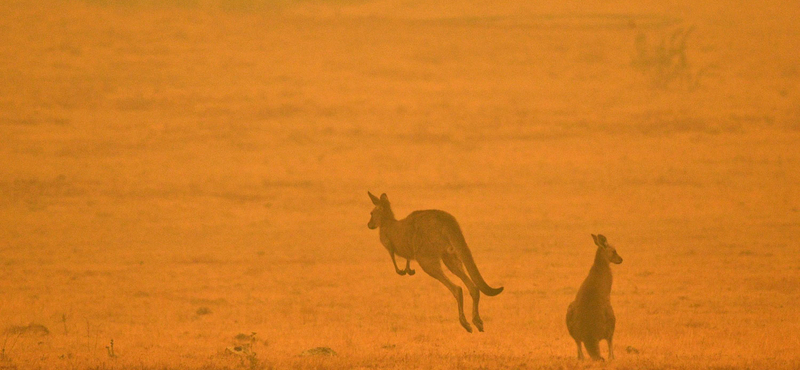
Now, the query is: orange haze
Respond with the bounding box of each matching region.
[1,0,799,369]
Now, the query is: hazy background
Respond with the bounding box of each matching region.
[1,0,798,368]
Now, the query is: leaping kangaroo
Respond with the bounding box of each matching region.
[367,192,503,333]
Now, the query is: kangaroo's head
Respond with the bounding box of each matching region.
[367,191,392,229]
[592,234,623,264]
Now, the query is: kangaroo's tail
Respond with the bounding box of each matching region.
[446,226,503,296]
[584,340,604,361]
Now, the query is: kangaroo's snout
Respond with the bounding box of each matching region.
[612,252,623,264]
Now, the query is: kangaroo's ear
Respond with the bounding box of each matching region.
[591,234,605,247]
[368,191,380,205]
[380,193,389,203]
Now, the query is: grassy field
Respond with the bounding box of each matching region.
[1,0,799,369]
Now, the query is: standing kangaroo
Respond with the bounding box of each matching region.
[566,234,623,361]
[367,192,503,333]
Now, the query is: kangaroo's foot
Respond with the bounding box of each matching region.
[459,316,473,333]
[403,259,415,276]
[472,316,484,332]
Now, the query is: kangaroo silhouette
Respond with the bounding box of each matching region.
[566,234,623,360]
[367,192,503,332]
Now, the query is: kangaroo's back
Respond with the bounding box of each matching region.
[405,209,459,230]
[406,210,503,296]
[392,210,457,255]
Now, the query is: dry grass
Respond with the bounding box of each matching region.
[1,0,799,369]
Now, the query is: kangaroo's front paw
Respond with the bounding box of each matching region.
[406,268,415,276]
[395,269,407,276]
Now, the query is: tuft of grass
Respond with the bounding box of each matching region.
[106,339,117,358]
[2,324,49,336]
[299,347,337,357]
[196,307,212,315]
[225,333,265,370]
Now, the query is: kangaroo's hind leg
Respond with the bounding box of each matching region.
[575,340,584,360]
[605,304,616,360]
[607,337,614,360]
[417,256,472,333]
[442,253,483,332]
